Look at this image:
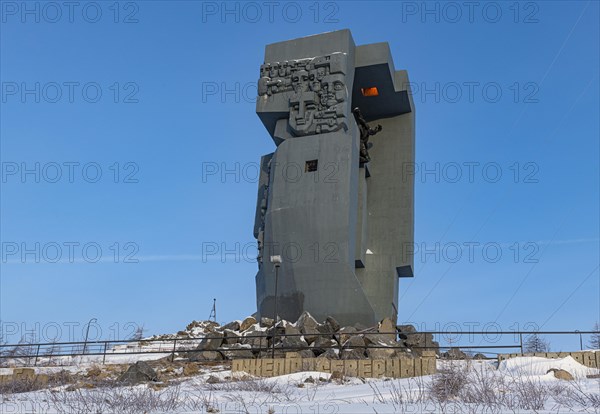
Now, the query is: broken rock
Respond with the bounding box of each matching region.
[547,368,574,381]
[118,361,158,384]
[196,332,224,351]
[188,351,223,362]
[240,316,257,332]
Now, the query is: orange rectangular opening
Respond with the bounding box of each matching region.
[361,87,379,97]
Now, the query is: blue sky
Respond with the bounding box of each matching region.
[1,1,598,351]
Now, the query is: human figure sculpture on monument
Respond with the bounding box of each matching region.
[352,107,382,164]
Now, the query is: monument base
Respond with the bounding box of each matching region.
[232,353,436,379]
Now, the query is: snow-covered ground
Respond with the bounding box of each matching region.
[1,356,599,413]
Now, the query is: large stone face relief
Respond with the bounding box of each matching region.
[258,52,349,136]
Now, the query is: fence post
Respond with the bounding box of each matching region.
[171,338,177,362]
[257,332,262,356]
[519,333,523,354]
[102,342,108,364]
[34,344,41,366]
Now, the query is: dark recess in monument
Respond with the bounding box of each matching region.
[305,160,318,172]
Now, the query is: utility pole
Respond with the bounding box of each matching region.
[270,255,282,359]
[83,318,97,355]
[209,298,217,322]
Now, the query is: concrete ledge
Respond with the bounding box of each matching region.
[232,353,436,378]
[498,351,599,368]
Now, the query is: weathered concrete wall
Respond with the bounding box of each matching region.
[0,367,49,386]
[498,351,600,368]
[232,353,436,378]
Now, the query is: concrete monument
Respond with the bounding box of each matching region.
[253,30,415,327]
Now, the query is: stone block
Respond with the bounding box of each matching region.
[400,358,414,378]
[330,359,344,374]
[358,360,372,377]
[385,358,401,377]
[302,358,316,372]
[273,358,286,376]
[344,360,358,377]
[372,360,385,378]
[13,368,35,379]
[262,359,273,376]
[316,358,330,372]
[287,358,302,373]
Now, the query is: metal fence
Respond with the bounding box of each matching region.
[0,329,597,367]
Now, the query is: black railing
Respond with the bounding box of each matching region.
[0,330,597,367]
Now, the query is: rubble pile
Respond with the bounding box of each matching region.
[181,312,440,361]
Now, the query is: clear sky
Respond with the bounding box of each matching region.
[1,1,598,351]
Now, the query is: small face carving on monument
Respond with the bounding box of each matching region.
[311,80,321,93]
[321,74,347,108]
[289,92,318,136]
[316,66,326,81]
[278,63,286,77]
[291,70,310,93]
